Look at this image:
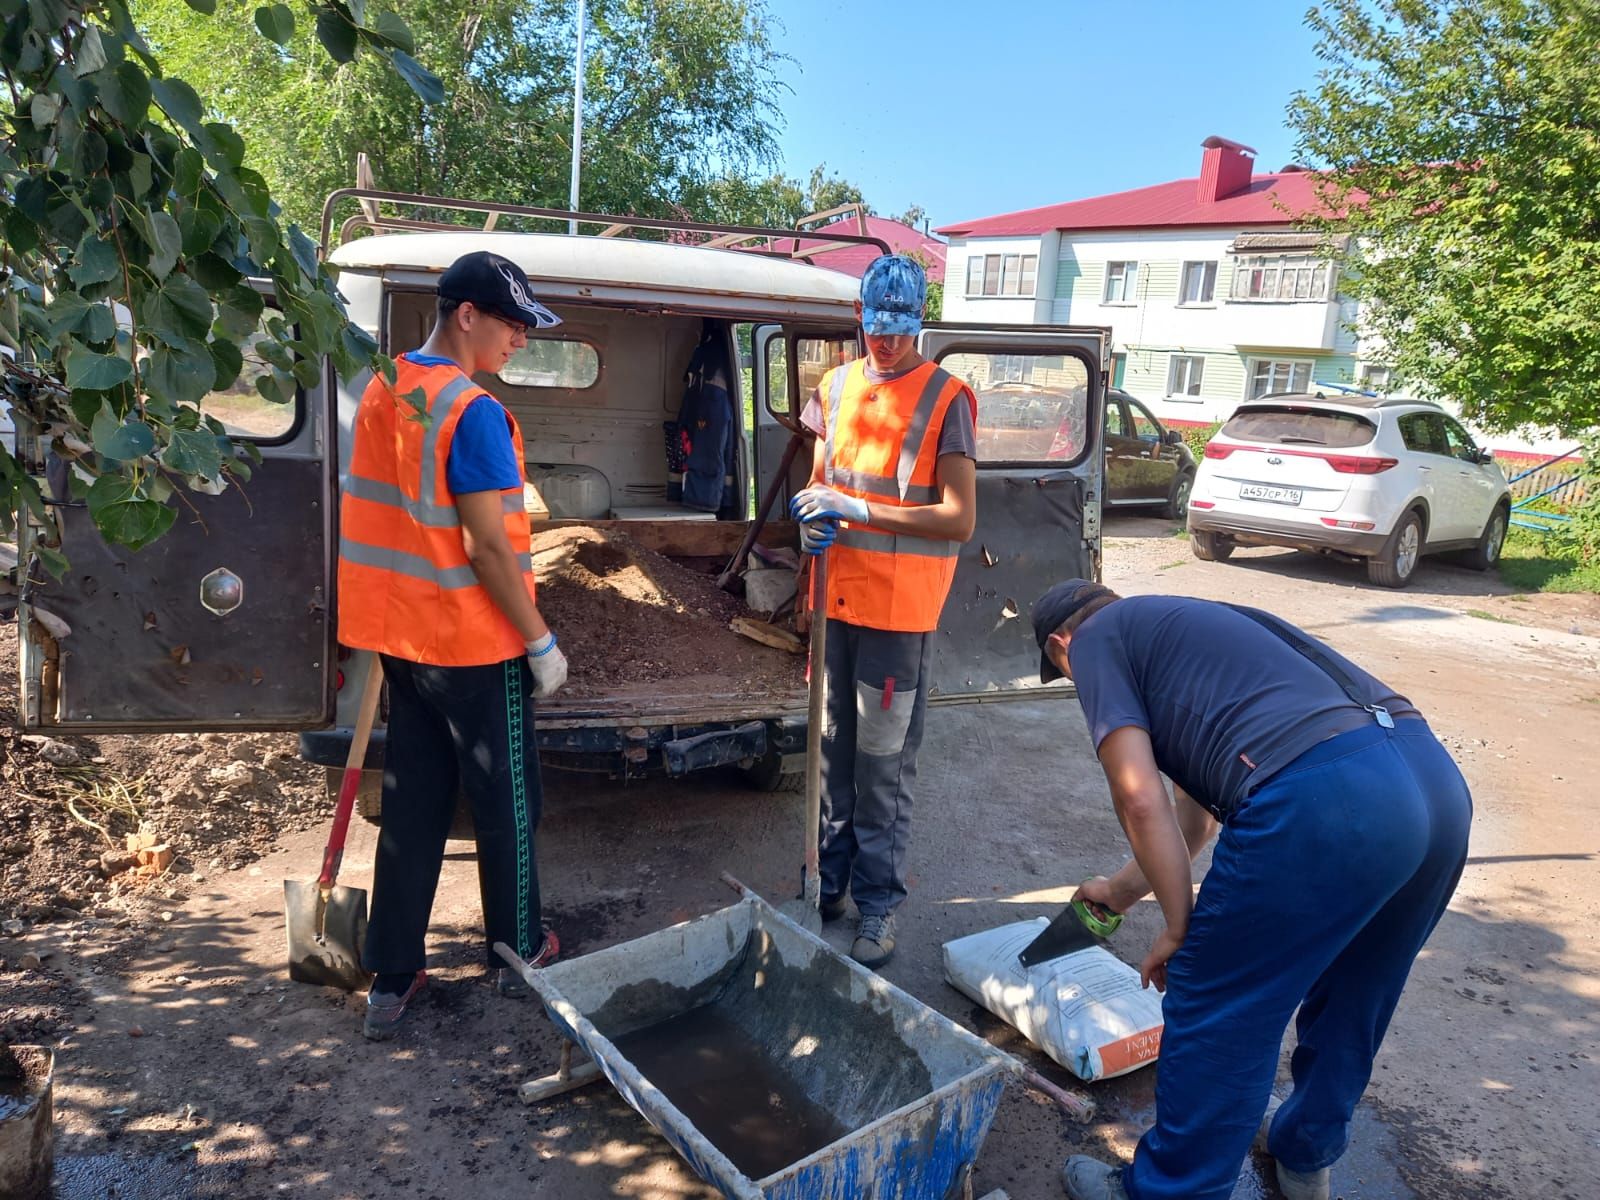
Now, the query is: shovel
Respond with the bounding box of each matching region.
[285,653,382,990]
[778,548,828,935]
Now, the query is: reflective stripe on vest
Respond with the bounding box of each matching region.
[818,358,970,632]
[337,359,536,666]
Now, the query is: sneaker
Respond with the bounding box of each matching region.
[1060,1155,1129,1200]
[363,970,427,1041]
[1254,1094,1331,1200]
[851,913,895,968]
[820,894,850,922]
[495,930,560,998]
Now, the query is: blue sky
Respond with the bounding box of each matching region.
[765,0,1326,230]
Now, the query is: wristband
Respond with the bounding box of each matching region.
[526,633,559,658]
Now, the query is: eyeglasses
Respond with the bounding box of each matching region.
[483,311,533,340]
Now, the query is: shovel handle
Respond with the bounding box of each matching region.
[717,431,804,590]
[802,551,828,908]
[318,653,384,889]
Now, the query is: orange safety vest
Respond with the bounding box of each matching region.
[817,358,974,633]
[337,358,535,666]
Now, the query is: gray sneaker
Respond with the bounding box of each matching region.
[851,913,895,968]
[1254,1094,1331,1200]
[495,930,560,998]
[1060,1156,1129,1200]
[820,893,850,922]
[363,970,427,1041]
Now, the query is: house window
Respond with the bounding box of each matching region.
[1167,354,1205,397]
[1247,359,1314,399]
[1179,261,1217,305]
[995,354,1034,383]
[1229,255,1332,301]
[964,253,1039,297]
[1359,364,1392,393]
[1103,261,1138,303]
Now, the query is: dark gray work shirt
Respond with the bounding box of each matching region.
[1066,596,1422,820]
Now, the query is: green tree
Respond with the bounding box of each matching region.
[1,0,437,558]
[1289,0,1600,435]
[696,162,869,228]
[141,0,788,231]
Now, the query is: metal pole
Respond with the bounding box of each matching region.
[568,0,586,235]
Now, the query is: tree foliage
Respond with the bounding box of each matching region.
[697,162,869,229]
[1290,0,1600,435]
[140,0,788,231]
[0,0,445,560]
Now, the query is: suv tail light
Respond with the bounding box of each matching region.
[1204,442,1396,473]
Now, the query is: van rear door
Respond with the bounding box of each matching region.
[916,324,1109,700]
[15,326,336,732]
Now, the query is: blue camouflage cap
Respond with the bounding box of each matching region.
[860,254,926,337]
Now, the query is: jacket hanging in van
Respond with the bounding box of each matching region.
[676,327,735,512]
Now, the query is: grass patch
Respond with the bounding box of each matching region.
[1465,609,1520,624]
[1496,528,1600,594]
[1170,526,1190,539]
[1158,559,1189,570]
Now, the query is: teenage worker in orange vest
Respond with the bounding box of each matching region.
[338,251,568,1041]
[790,254,978,968]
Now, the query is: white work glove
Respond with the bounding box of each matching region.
[790,485,869,526]
[525,632,568,700]
[798,517,837,556]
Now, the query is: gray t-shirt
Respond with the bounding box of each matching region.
[1067,596,1422,820]
[799,360,977,460]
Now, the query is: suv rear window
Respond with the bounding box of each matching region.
[1220,405,1375,449]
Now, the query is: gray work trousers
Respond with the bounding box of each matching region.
[817,623,934,918]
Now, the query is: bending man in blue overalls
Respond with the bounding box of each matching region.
[1033,581,1471,1200]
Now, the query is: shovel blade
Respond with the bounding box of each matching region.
[284,879,372,991]
[1018,904,1099,966]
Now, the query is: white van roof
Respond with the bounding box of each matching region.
[328,230,862,317]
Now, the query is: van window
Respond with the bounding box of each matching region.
[498,337,600,389]
[939,350,1091,465]
[1221,406,1375,449]
[203,315,299,441]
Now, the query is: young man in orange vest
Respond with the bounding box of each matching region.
[790,254,978,967]
[338,251,569,1040]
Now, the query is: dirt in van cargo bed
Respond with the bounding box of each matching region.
[530,526,806,701]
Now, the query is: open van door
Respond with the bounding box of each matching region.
[14,329,336,733]
[749,324,858,510]
[917,323,1109,700]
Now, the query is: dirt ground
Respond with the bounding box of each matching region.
[2,515,1597,1199]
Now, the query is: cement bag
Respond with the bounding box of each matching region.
[943,917,1164,1082]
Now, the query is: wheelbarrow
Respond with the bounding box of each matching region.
[496,880,1021,1200]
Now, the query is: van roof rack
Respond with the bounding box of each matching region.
[320,186,892,262]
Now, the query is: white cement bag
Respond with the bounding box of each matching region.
[943,917,1165,1082]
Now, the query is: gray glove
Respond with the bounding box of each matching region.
[525,632,568,700]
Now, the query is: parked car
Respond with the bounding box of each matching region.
[1098,388,1197,518]
[1187,393,1511,587]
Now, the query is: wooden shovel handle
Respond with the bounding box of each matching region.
[317,653,384,889]
[802,551,828,907]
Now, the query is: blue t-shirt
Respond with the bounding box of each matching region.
[1066,596,1421,820]
[402,353,522,495]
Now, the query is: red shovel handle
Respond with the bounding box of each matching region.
[318,653,384,889]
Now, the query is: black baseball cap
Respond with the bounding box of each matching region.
[1032,579,1115,683]
[438,251,561,331]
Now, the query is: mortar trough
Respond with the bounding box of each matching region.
[499,889,1018,1200]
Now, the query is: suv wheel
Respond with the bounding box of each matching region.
[1165,472,1195,521]
[1367,510,1423,588]
[1458,503,1509,572]
[1191,529,1234,562]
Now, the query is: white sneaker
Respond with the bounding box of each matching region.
[1254,1094,1331,1200]
[1060,1156,1129,1200]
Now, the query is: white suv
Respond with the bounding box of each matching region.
[1187,393,1511,587]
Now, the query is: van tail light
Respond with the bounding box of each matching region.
[1203,443,1234,459]
[336,669,346,690]
[1326,455,1398,474]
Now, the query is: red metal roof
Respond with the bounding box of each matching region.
[936,169,1338,238]
[806,215,947,283]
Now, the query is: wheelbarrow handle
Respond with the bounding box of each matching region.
[318,653,384,889]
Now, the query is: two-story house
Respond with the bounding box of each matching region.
[937,137,1382,427]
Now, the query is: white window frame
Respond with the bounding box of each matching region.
[1246,358,1316,399]
[964,252,1039,298]
[1178,261,1217,306]
[1229,254,1334,302]
[1167,354,1205,399]
[1103,261,1139,304]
